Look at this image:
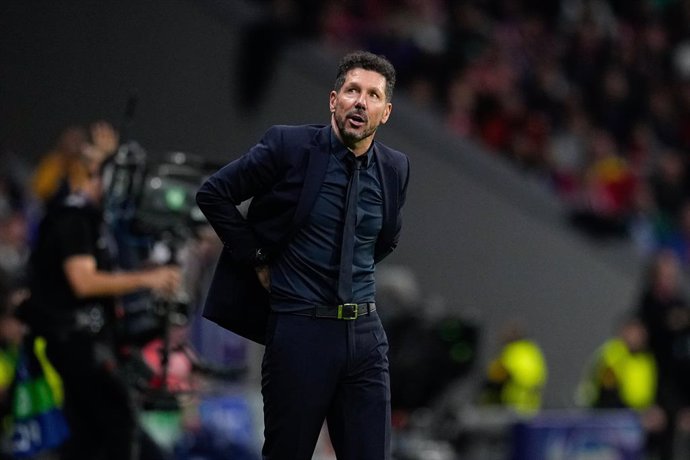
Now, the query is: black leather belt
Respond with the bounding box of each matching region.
[292,302,376,320]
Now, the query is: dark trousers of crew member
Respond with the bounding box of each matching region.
[261,310,391,460]
[45,332,138,460]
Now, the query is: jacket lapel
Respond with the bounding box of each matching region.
[288,126,331,233]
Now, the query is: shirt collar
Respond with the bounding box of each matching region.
[330,126,374,168]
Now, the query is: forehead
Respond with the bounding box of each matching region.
[341,68,387,91]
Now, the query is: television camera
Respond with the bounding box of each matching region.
[103,140,210,243]
[102,140,227,397]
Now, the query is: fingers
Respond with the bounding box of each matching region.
[255,266,271,292]
[151,266,183,298]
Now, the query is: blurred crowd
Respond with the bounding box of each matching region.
[247,0,690,265]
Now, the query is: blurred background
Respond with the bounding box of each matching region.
[4,0,690,458]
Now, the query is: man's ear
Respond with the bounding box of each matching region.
[381,103,393,125]
[329,91,337,113]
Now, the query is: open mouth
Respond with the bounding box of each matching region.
[347,113,367,128]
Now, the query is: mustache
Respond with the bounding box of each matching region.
[346,109,368,122]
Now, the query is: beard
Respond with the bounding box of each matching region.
[334,109,378,145]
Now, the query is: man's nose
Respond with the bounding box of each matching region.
[355,96,366,109]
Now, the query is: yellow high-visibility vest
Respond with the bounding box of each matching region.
[488,339,548,414]
[584,338,657,410]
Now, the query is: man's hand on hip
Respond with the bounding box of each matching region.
[255,266,271,292]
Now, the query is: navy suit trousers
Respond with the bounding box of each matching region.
[261,311,391,460]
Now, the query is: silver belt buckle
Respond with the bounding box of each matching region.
[337,303,358,320]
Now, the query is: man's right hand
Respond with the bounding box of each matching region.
[255,266,271,292]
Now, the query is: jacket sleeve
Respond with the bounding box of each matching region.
[196,126,284,265]
[374,153,410,264]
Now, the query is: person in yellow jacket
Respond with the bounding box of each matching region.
[30,121,119,206]
[479,322,548,415]
[577,315,667,458]
[577,315,658,410]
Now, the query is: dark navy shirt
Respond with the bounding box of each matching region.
[270,128,383,311]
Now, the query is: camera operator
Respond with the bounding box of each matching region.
[20,153,181,460]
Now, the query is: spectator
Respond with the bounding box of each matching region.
[445,71,476,138]
[0,202,30,288]
[30,125,87,206]
[628,180,665,259]
[577,315,657,409]
[570,129,637,238]
[659,199,690,267]
[478,321,547,415]
[0,272,26,410]
[0,271,66,459]
[30,121,119,207]
[546,98,592,202]
[649,148,688,228]
[576,315,666,457]
[636,249,690,459]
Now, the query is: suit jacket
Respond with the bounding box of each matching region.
[196,124,410,344]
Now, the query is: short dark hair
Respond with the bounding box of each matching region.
[334,51,396,101]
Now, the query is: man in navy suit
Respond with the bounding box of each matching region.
[197,50,410,459]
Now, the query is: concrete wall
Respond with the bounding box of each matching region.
[1,0,648,408]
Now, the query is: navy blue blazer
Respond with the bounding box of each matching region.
[196,124,410,344]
